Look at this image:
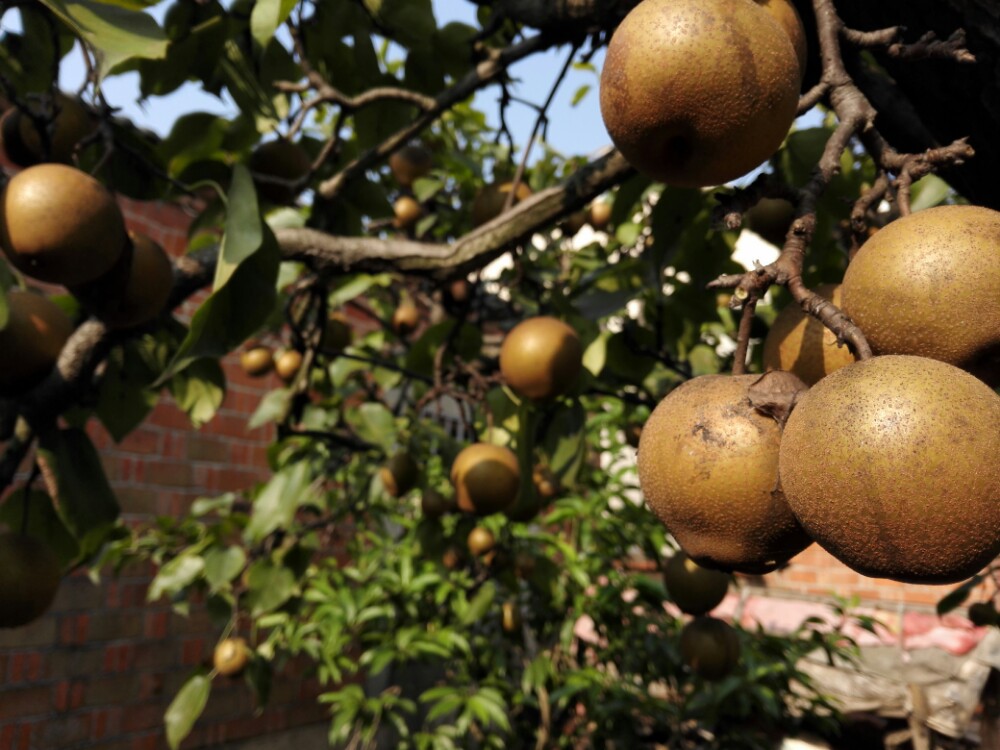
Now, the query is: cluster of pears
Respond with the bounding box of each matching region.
[377,315,583,525]
[389,144,433,231]
[600,0,806,187]
[665,551,741,680]
[0,167,173,396]
[638,204,1000,586]
[240,310,354,383]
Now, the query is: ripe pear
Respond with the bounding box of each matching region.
[0,163,127,286]
[71,232,173,329]
[589,200,613,230]
[762,284,858,385]
[389,145,433,187]
[467,526,496,557]
[501,601,523,634]
[274,349,303,383]
[500,316,583,400]
[392,196,423,230]
[421,488,453,519]
[599,0,803,187]
[240,346,274,377]
[249,139,311,204]
[392,298,420,336]
[380,451,419,497]
[322,312,352,353]
[637,374,812,573]
[0,290,73,394]
[759,0,808,75]
[451,443,520,515]
[0,532,62,628]
[0,93,94,167]
[680,616,741,680]
[779,355,1000,584]
[664,551,730,616]
[841,205,1000,386]
[213,637,250,677]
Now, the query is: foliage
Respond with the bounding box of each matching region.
[0,1,985,749]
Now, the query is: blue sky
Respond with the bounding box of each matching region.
[48,0,613,160]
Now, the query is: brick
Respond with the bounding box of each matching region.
[90,707,123,740]
[119,703,164,733]
[0,687,50,720]
[48,648,103,680]
[102,644,135,673]
[37,714,91,746]
[58,614,89,645]
[116,487,161,516]
[83,676,140,708]
[180,637,205,666]
[50,576,102,612]
[53,679,86,712]
[6,652,44,682]
[186,434,229,463]
[118,427,163,455]
[129,732,159,750]
[135,641,177,676]
[144,611,170,640]
[86,612,143,642]
[0,617,56,649]
[144,461,195,489]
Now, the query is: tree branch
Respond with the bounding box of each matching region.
[708,0,974,361]
[316,33,555,200]
[283,149,633,277]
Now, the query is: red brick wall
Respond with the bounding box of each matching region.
[0,197,329,750]
[751,543,992,611]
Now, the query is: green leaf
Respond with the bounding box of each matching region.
[169,357,226,428]
[164,673,211,750]
[215,165,263,289]
[248,388,293,429]
[245,559,297,616]
[250,0,297,49]
[245,462,314,543]
[328,273,391,308]
[459,581,495,626]
[345,403,397,451]
[582,331,608,376]
[41,0,168,76]
[96,345,159,442]
[571,84,591,107]
[158,169,280,383]
[149,551,206,602]
[909,174,952,212]
[36,428,120,558]
[544,403,586,485]
[203,546,247,591]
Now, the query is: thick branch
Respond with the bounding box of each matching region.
[285,150,633,277]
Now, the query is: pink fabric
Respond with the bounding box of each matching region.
[574,591,987,657]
